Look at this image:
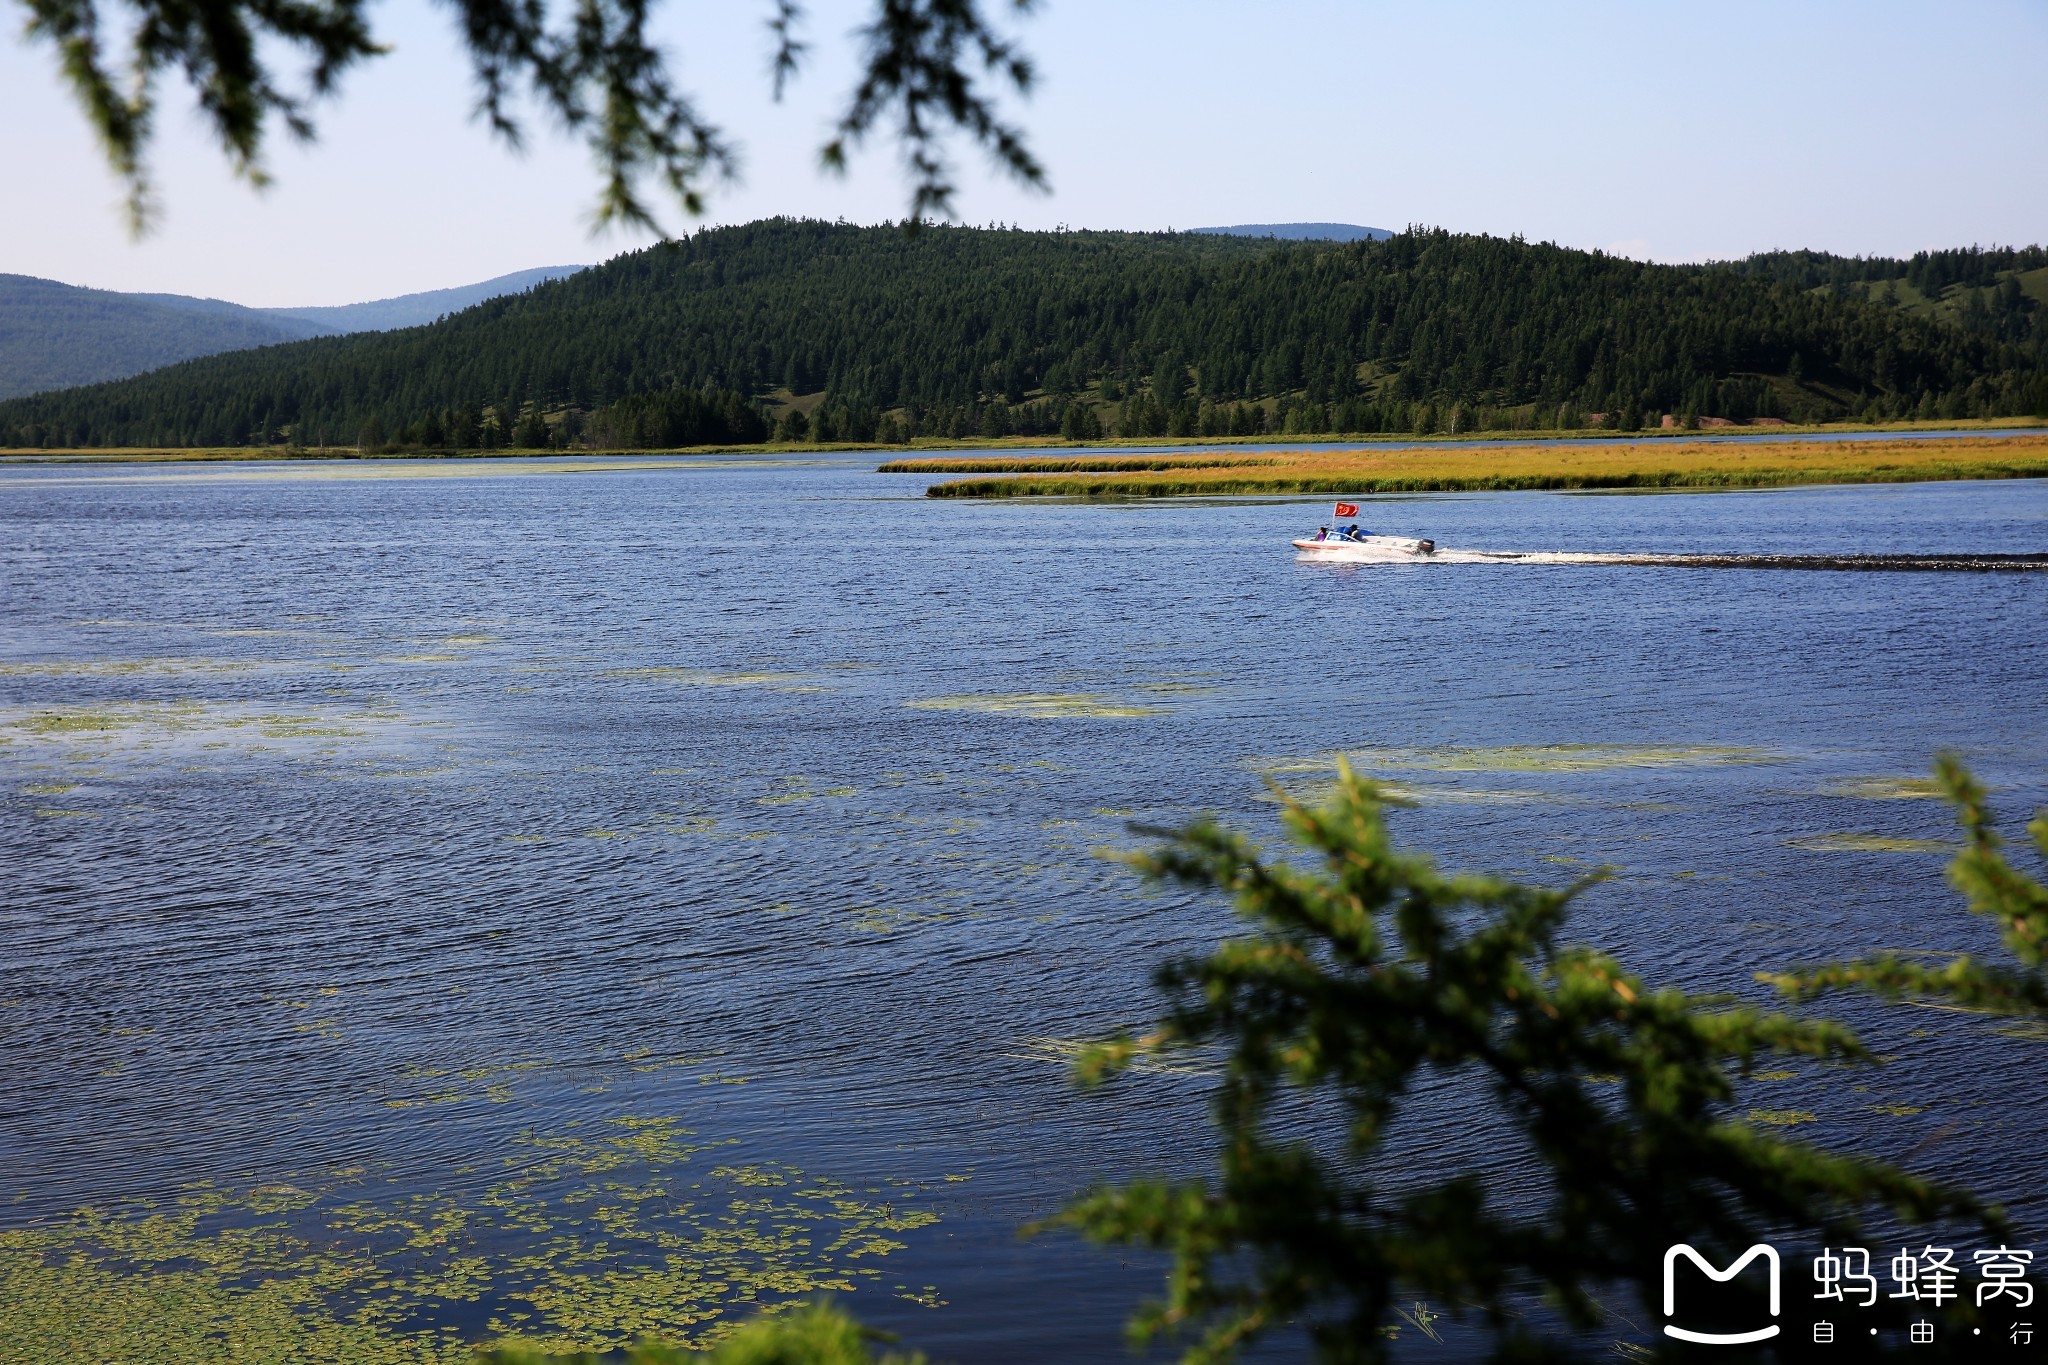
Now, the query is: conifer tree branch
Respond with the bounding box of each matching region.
[1766,753,2048,1015]
[1057,761,1996,1362]
[822,0,1045,226]
[15,0,1041,235]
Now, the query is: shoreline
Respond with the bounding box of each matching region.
[2,417,2044,466]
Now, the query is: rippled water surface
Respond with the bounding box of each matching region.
[3,454,2046,1361]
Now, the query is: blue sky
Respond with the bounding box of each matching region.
[4,0,2043,305]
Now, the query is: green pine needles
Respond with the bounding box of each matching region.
[1056,762,1999,1364]
[1768,753,2048,1017]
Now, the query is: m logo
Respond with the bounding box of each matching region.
[1663,1243,1782,1345]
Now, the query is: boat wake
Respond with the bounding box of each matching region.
[1299,546,2048,572]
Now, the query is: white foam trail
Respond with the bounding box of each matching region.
[1294,545,1622,565]
[1440,550,1638,565]
[1295,545,2048,572]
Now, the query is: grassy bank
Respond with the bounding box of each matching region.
[868,414,2042,456]
[0,444,842,464]
[877,453,1284,475]
[912,434,2048,498]
[3,416,2040,465]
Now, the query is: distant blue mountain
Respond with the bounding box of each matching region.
[1190,222,1393,242]
[0,276,325,400]
[0,266,589,400]
[263,266,587,333]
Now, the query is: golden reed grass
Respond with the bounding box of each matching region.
[912,434,2048,498]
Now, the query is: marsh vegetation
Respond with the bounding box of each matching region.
[907,434,2048,498]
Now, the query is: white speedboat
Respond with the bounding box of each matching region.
[1294,532,1437,557]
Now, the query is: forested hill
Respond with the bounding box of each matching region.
[1716,245,2048,355]
[3,220,2043,450]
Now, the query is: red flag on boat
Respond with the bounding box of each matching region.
[1333,502,1359,518]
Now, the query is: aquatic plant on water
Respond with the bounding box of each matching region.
[12,756,2044,1362]
[0,1118,942,1364]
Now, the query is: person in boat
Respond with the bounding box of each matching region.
[1311,526,1330,541]
[1341,523,1370,542]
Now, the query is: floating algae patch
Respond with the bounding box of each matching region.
[0,656,271,678]
[1132,680,1220,697]
[1818,776,1949,801]
[1248,752,1598,804]
[1747,1109,1820,1127]
[0,700,443,763]
[905,692,1166,720]
[1257,775,1563,807]
[1993,1021,2048,1042]
[72,618,339,640]
[0,1116,946,1364]
[1248,755,1351,777]
[846,902,955,933]
[1785,833,1954,854]
[604,668,812,689]
[755,776,859,807]
[998,1035,1218,1079]
[1336,743,1788,774]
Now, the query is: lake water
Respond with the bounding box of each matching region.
[3,452,2046,1361]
